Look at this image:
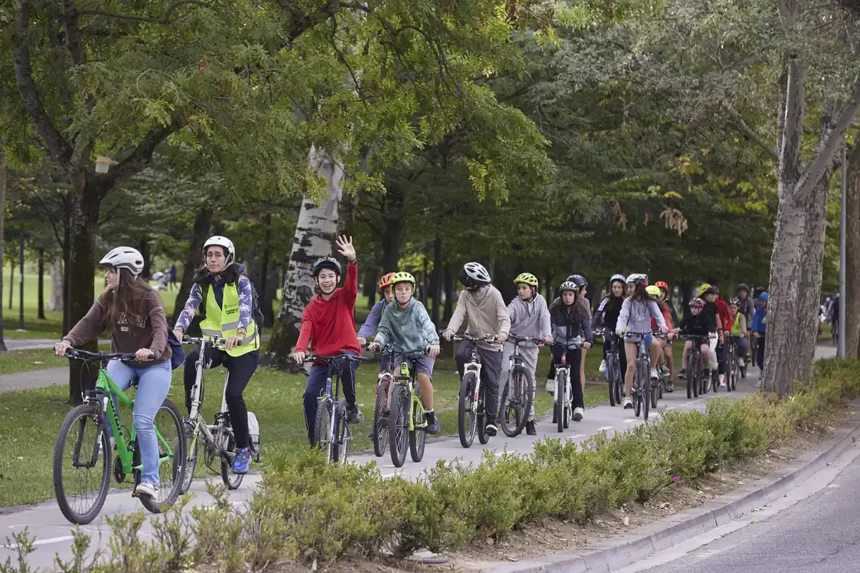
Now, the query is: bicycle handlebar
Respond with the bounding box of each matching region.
[65,349,136,362]
[303,352,369,364]
[508,334,543,346]
[374,345,431,359]
[182,334,242,350]
[450,334,497,343]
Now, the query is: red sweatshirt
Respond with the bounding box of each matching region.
[716,297,733,332]
[295,260,361,356]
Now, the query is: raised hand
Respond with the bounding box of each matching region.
[336,235,356,262]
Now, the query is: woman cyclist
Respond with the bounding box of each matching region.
[55,247,172,499]
[549,281,592,421]
[595,274,627,378]
[174,235,260,474]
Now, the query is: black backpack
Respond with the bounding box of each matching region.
[248,280,266,336]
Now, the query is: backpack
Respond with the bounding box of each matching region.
[167,328,185,370]
[248,280,266,336]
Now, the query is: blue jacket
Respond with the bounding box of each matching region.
[751,306,767,334]
[357,299,388,339]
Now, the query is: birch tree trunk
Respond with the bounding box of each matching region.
[266,146,349,366]
[844,142,860,359]
[47,258,64,312]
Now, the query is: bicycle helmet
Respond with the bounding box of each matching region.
[758,292,769,302]
[513,272,539,287]
[390,271,416,288]
[559,281,578,294]
[567,274,588,288]
[736,283,750,294]
[459,262,491,289]
[378,272,395,291]
[203,235,235,268]
[696,283,713,298]
[646,285,661,297]
[689,298,705,309]
[610,273,626,285]
[99,247,144,277]
[626,273,648,286]
[711,285,720,295]
[655,280,669,291]
[312,256,342,277]
[729,297,740,306]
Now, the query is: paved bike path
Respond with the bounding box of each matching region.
[0,348,837,570]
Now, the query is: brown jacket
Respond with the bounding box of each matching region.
[63,290,171,367]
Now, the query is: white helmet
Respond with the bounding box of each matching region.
[203,235,235,268]
[610,273,626,285]
[626,273,648,286]
[99,247,144,276]
[459,262,492,289]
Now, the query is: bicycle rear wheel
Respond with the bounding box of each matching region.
[501,367,530,437]
[391,385,409,467]
[54,404,110,525]
[180,419,199,495]
[409,396,427,463]
[373,378,390,458]
[137,400,186,514]
[219,427,244,489]
[458,373,478,448]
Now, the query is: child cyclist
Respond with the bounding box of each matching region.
[679,298,712,378]
[647,284,676,392]
[595,274,627,376]
[292,236,364,446]
[441,262,510,437]
[357,273,395,350]
[549,280,592,421]
[615,274,667,409]
[728,298,749,371]
[368,272,441,434]
[501,273,552,436]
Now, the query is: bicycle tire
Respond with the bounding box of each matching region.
[685,352,695,399]
[409,396,426,463]
[501,367,531,437]
[373,379,390,458]
[607,352,618,407]
[336,406,350,463]
[180,420,199,495]
[391,385,410,467]
[219,428,244,489]
[613,363,623,406]
[555,370,566,433]
[642,362,651,421]
[313,400,333,458]
[650,376,659,409]
[135,400,186,513]
[54,404,111,525]
[458,373,478,448]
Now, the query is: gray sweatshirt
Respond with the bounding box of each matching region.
[507,294,552,341]
[446,285,511,351]
[616,297,666,336]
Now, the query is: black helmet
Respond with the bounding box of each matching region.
[312,256,342,277]
[567,274,587,288]
[736,283,750,294]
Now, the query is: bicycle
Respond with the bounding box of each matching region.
[726,335,742,392]
[601,330,623,408]
[180,335,261,494]
[381,347,432,467]
[551,343,576,432]
[53,349,185,525]
[452,334,496,448]
[305,352,367,462]
[500,335,540,437]
[371,352,395,458]
[627,332,658,421]
[680,335,708,399]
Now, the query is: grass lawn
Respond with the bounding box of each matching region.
[0,345,109,375]
[0,346,605,508]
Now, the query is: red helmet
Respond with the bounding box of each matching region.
[378,272,395,291]
[655,281,669,291]
[689,298,705,309]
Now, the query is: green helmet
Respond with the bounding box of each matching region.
[514,272,539,287]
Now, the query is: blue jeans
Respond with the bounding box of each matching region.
[106,360,172,486]
[303,352,359,445]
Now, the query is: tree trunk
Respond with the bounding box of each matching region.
[380,184,405,272]
[443,264,454,323]
[431,237,443,327]
[363,271,377,308]
[172,208,212,326]
[48,258,64,312]
[62,220,71,334]
[266,146,349,366]
[845,142,860,358]
[67,186,104,403]
[8,254,13,310]
[0,143,6,351]
[138,237,151,279]
[259,216,275,328]
[37,248,45,319]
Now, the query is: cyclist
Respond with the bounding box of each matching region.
[647,285,675,392]
[752,292,768,369]
[595,274,627,377]
[712,285,733,387]
[501,273,551,435]
[292,236,364,445]
[728,298,749,370]
[568,274,591,396]
[736,284,754,360]
[655,281,678,390]
[549,281,592,421]
[441,262,510,437]
[694,284,723,385]
[174,235,260,474]
[55,247,171,499]
[368,271,441,434]
[357,272,395,349]
[679,298,712,380]
[615,274,667,409]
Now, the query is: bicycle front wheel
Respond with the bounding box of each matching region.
[409,395,427,463]
[555,371,566,433]
[458,373,478,448]
[373,379,391,458]
[313,400,335,462]
[501,367,530,437]
[180,419,199,495]
[219,428,244,489]
[138,400,186,514]
[54,404,110,525]
[391,385,410,467]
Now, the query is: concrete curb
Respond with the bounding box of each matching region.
[475,400,860,573]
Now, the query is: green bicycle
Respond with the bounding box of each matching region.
[53,349,186,525]
[385,347,431,468]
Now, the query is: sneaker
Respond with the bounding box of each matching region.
[719,374,727,388]
[134,481,158,499]
[425,412,440,435]
[660,365,670,378]
[347,404,364,424]
[623,397,633,409]
[232,447,251,474]
[666,381,675,392]
[526,421,537,436]
[485,423,498,437]
[599,360,607,373]
[545,379,554,394]
[738,357,745,368]
[650,368,659,380]
[573,407,584,422]
[679,368,687,379]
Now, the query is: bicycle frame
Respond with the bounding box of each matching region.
[186,337,236,462]
[394,355,428,433]
[465,349,483,414]
[553,352,572,407]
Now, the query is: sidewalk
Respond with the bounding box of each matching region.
[0,368,68,393]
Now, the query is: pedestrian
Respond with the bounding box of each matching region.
[168,263,178,290]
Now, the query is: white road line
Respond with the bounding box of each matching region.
[3,536,74,550]
[596,426,614,432]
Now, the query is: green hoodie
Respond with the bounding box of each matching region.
[374,298,439,352]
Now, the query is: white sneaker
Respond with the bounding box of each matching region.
[738,358,745,368]
[573,407,584,421]
[719,374,726,387]
[134,482,158,499]
[599,360,607,373]
[650,368,659,380]
[623,397,633,409]
[545,379,554,394]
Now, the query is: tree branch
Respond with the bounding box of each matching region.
[721,100,778,161]
[105,120,183,189]
[12,2,75,168]
[77,1,213,25]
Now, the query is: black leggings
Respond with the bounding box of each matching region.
[183,347,259,449]
[755,335,766,370]
[602,335,627,379]
[552,346,584,409]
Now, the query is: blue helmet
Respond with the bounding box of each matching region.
[758,292,769,302]
[312,256,342,277]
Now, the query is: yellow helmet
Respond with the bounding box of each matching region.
[513,272,539,287]
[390,271,416,288]
[646,285,661,297]
[697,283,713,298]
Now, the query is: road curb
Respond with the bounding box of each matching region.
[474,399,860,573]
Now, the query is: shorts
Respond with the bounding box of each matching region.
[396,354,435,378]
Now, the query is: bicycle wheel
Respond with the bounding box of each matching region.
[501,367,530,437]
[54,404,111,525]
[642,370,651,421]
[391,385,409,467]
[136,400,186,514]
[607,354,618,407]
[712,369,719,393]
[219,427,244,489]
[650,376,659,409]
[180,419,199,495]
[373,378,390,458]
[458,373,478,448]
[409,397,427,463]
[555,370,566,433]
[613,364,623,406]
[336,407,350,463]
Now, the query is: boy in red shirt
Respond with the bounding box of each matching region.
[292,236,364,445]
